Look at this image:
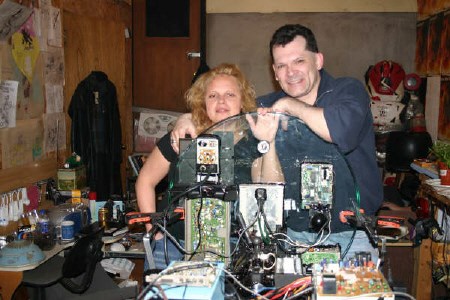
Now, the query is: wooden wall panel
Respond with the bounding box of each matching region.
[62,0,132,193]
[0,0,132,194]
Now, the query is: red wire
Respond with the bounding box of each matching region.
[259,277,312,299]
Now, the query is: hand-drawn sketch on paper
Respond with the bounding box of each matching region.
[0,41,14,80]
[11,16,40,82]
[33,8,47,52]
[45,83,63,113]
[43,50,64,85]
[47,6,62,47]
[1,118,43,168]
[0,0,33,41]
[43,112,66,153]
[0,80,18,128]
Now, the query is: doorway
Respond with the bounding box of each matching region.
[133,0,201,112]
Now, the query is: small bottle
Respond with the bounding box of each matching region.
[98,207,109,229]
[34,210,56,251]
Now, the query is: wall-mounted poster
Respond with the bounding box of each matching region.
[133,107,181,153]
[438,76,450,140]
[0,80,18,128]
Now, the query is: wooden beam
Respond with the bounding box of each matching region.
[0,158,57,193]
[207,0,417,13]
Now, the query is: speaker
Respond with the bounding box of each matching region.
[385,131,432,172]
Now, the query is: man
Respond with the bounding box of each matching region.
[256,24,382,260]
[171,24,383,261]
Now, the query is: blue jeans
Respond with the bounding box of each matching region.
[143,237,184,271]
[287,228,379,263]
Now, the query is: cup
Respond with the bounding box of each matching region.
[61,220,75,240]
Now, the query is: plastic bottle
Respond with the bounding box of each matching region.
[406,94,426,132]
[34,209,56,251]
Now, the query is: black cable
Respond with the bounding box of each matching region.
[341,227,357,259]
[163,216,169,266]
[188,191,204,261]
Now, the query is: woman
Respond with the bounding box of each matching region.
[136,63,282,269]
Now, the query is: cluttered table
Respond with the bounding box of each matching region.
[0,241,73,300]
[410,160,450,300]
[102,231,146,259]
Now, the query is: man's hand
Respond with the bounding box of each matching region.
[272,96,310,116]
[170,113,196,154]
[260,97,331,142]
[246,112,280,143]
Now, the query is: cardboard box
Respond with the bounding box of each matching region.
[57,166,87,190]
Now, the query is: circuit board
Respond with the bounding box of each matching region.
[144,261,225,300]
[300,245,340,265]
[300,162,334,209]
[314,265,394,300]
[185,197,231,264]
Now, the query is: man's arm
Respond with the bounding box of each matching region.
[260,97,332,142]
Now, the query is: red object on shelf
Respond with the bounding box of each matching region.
[415,197,430,219]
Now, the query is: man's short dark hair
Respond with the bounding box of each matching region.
[269,24,319,60]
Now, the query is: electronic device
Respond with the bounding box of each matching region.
[48,202,91,238]
[144,261,225,300]
[301,244,340,266]
[101,257,135,279]
[196,134,220,183]
[185,197,231,265]
[175,132,234,186]
[238,183,285,237]
[227,183,287,290]
[300,162,334,232]
[314,263,394,300]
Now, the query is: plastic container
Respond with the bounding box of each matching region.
[34,210,56,251]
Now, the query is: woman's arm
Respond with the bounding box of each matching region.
[246,113,285,183]
[170,113,195,154]
[135,147,171,233]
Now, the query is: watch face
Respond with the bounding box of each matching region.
[257,140,270,154]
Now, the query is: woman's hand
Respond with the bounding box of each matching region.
[246,112,280,143]
[170,113,196,153]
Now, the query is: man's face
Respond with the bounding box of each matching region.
[272,36,323,104]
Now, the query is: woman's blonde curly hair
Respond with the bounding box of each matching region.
[186,63,257,133]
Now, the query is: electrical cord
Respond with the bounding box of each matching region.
[340,227,357,259]
[187,191,204,261]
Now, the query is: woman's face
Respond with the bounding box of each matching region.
[205,74,242,124]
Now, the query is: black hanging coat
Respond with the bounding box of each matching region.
[68,71,122,200]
